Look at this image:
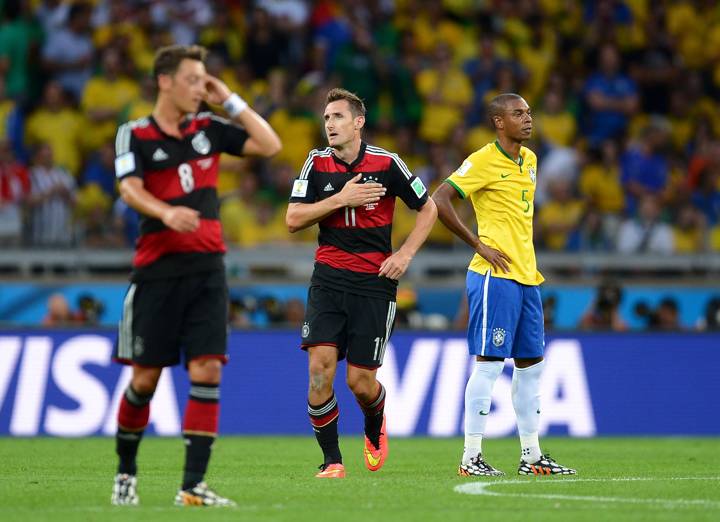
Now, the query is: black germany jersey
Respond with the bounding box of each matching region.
[114,112,248,281]
[289,142,428,299]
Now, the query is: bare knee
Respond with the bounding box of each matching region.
[308,348,336,396]
[346,367,377,402]
[131,367,162,395]
[188,358,223,384]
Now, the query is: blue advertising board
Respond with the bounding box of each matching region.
[0,330,718,436]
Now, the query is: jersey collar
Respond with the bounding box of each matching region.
[494,140,524,171]
[332,141,367,170]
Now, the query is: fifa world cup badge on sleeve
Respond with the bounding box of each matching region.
[455,160,472,177]
[292,179,309,198]
[115,153,135,177]
[411,178,427,198]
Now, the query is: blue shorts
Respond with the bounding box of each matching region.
[466,270,545,358]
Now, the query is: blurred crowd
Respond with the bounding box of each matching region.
[2,0,720,253]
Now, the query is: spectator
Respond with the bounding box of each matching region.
[620,118,671,215]
[0,0,43,101]
[81,141,116,198]
[42,293,74,326]
[672,204,706,254]
[537,178,584,251]
[616,195,674,254]
[416,43,473,143]
[0,139,29,246]
[534,88,577,149]
[697,297,720,331]
[635,297,682,331]
[580,280,627,331]
[26,142,76,247]
[25,81,84,176]
[245,6,288,79]
[582,43,638,146]
[81,47,140,151]
[41,3,94,102]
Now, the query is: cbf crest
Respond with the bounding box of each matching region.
[192,131,211,155]
[492,328,506,347]
[528,167,536,184]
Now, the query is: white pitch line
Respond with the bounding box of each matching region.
[454,477,720,508]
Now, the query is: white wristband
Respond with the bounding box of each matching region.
[223,93,248,117]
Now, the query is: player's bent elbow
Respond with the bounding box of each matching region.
[262,140,282,158]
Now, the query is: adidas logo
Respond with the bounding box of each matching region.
[323,183,334,192]
[152,148,168,161]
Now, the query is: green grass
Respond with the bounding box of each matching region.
[1,437,719,522]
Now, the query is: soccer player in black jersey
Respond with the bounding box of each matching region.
[110,45,280,507]
[286,88,437,478]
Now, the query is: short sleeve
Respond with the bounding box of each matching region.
[114,123,143,181]
[210,114,249,156]
[288,150,319,203]
[388,154,428,210]
[445,153,488,198]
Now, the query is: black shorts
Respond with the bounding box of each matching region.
[114,269,229,367]
[301,285,397,368]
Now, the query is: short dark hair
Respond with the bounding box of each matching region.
[325,88,366,117]
[488,93,524,127]
[153,45,207,82]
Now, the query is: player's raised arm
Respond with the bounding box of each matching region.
[204,75,281,157]
[432,182,511,273]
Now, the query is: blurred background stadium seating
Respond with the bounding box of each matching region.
[1,0,719,331]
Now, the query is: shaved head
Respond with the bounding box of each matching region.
[488,93,524,127]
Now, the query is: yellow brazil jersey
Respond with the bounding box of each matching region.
[445,140,544,286]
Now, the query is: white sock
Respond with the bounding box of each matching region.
[462,360,504,464]
[512,360,544,463]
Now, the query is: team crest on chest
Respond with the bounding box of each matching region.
[492,328,506,347]
[528,167,536,184]
[191,131,211,155]
[362,174,380,210]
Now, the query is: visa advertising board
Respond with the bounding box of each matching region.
[0,331,717,436]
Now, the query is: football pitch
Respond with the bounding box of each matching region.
[1,437,718,522]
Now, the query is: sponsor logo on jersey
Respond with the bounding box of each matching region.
[529,167,536,184]
[152,148,168,162]
[324,183,334,192]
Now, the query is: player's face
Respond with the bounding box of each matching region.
[165,59,208,114]
[500,98,532,142]
[324,100,363,149]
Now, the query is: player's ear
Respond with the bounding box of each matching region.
[354,115,365,130]
[157,73,172,92]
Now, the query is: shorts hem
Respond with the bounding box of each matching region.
[187,354,229,365]
[301,343,338,351]
[347,361,381,370]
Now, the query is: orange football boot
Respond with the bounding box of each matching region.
[315,463,346,478]
[363,415,388,471]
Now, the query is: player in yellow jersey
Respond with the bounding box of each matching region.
[433,94,576,477]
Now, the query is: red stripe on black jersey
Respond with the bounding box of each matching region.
[142,154,219,201]
[316,245,390,273]
[321,196,395,229]
[131,124,164,141]
[133,219,225,267]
